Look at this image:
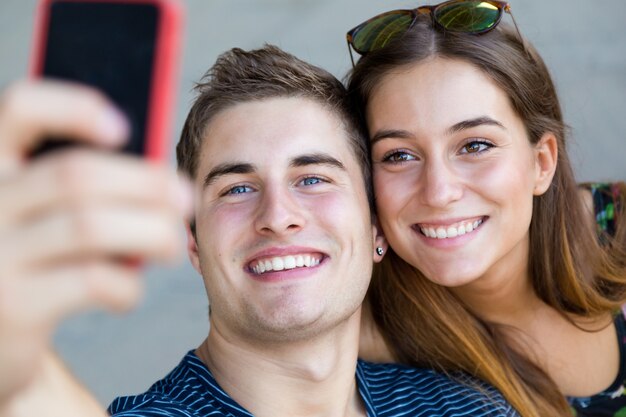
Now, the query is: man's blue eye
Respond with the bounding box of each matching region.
[227,185,252,194]
[302,177,322,186]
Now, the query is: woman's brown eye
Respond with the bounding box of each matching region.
[392,153,411,161]
[461,141,492,155]
[465,143,480,153]
[382,151,415,163]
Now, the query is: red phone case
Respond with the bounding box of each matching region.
[29,0,184,162]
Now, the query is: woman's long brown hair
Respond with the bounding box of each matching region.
[348,17,626,417]
[613,182,626,257]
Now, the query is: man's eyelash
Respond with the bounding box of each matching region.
[300,175,329,186]
[222,184,253,196]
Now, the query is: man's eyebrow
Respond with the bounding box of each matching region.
[370,129,414,145]
[447,116,506,135]
[203,162,255,188]
[202,154,344,188]
[290,153,345,170]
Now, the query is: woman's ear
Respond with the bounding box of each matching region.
[372,218,389,263]
[533,132,558,196]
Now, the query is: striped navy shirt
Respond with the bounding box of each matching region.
[108,350,518,416]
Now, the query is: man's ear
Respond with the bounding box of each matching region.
[372,218,389,263]
[186,221,202,275]
[533,132,558,196]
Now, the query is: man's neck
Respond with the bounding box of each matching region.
[196,311,366,417]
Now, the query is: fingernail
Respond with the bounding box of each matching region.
[98,107,130,144]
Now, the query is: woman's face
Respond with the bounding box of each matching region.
[367,57,549,288]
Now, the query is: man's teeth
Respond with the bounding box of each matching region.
[420,219,483,239]
[251,255,321,275]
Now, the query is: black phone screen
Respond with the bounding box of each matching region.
[37,1,158,156]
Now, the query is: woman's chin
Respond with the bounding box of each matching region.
[416,263,484,288]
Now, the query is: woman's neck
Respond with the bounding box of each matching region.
[450,238,542,326]
[447,233,620,398]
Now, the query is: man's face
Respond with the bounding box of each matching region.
[188,97,380,344]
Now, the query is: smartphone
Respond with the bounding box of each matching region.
[30,0,183,160]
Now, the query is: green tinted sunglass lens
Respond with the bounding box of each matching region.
[434,1,501,32]
[352,12,414,53]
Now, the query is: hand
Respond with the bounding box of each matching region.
[0,80,192,404]
[2,352,108,417]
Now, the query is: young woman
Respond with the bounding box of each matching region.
[346,1,626,416]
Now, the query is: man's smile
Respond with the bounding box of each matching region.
[249,253,324,275]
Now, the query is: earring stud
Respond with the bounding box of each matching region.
[376,247,384,256]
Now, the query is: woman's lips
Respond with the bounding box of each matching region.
[415,216,487,239]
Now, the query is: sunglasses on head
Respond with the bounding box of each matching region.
[346,0,522,66]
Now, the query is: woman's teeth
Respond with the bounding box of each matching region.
[419,218,483,239]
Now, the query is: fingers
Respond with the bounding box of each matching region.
[2,205,182,272]
[0,148,192,273]
[0,79,186,405]
[0,81,193,317]
[0,149,190,230]
[10,262,143,322]
[0,79,128,172]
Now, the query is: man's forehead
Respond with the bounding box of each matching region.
[202,152,348,188]
[205,96,340,133]
[196,97,356,177]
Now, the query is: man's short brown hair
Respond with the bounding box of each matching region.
[176,45,373,214]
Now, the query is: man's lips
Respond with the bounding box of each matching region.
[248,252,324,275]
[414,216,487,239]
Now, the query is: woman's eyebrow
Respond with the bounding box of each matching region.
[370,117,505,145]
[370,129,414,145]
[446,116,505,135]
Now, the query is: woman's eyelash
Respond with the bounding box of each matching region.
[381,150,416,163]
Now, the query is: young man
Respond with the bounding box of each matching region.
[0,46,517,416]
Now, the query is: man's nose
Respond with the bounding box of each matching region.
[254,185,305,236]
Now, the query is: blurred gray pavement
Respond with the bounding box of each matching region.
[0,0,625,406]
